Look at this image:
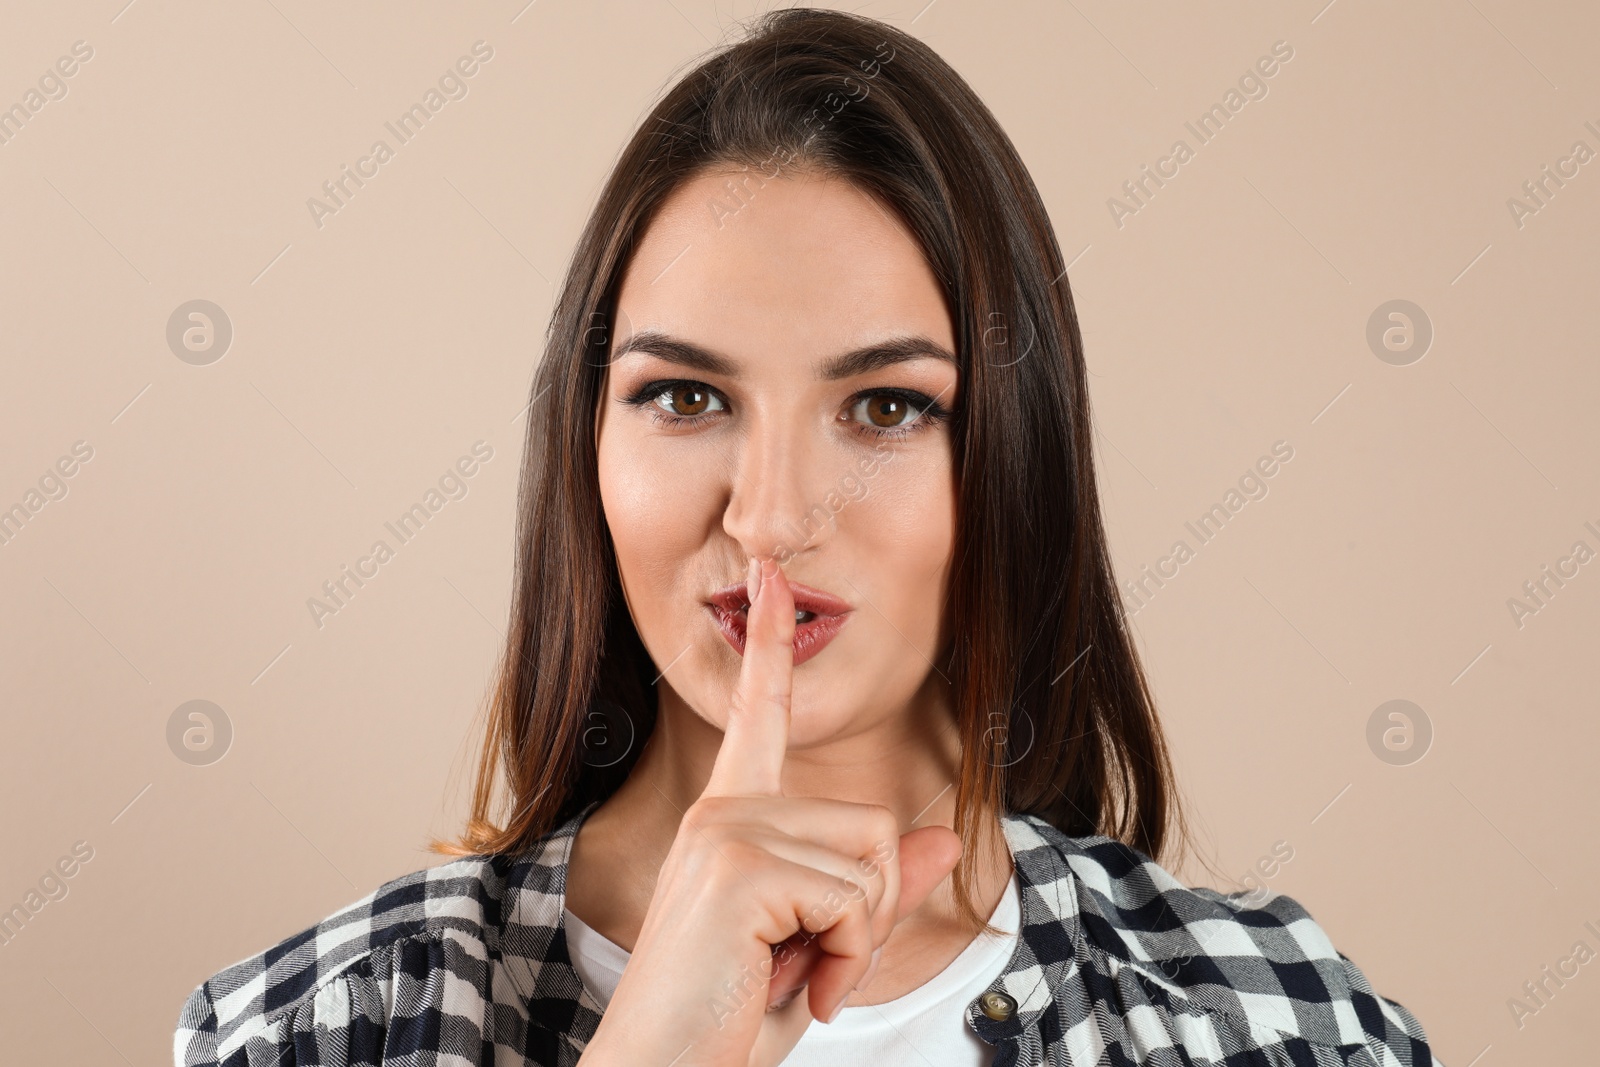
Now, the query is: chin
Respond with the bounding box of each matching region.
[683,636,856,741]
[779,690,857,747]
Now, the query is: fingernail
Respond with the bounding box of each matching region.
[767,986,800,1013]
[827,997,846,1024]
[747,557,762,605]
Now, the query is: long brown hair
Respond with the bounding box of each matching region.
[432,7,1192,930]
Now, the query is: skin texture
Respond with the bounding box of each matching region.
[571,168,1014,1064]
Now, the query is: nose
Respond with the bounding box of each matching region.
[721,407,837,565]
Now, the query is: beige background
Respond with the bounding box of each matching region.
[2,0,1597,1062]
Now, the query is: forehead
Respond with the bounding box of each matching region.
[613,168,953,365]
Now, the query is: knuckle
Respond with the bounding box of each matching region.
[728,684,787,724]
[845,880,873,921]
[857,865,886,909]
[837,870,870,908]
[796,895,833,936]
[862,804,899,857]
[800,874,853,934]
[719,836,766,871]
[870,833,900,867]
[682,795,730,833]
[750,688,789,719]
[680,799,710,833]
[839,874,871,918]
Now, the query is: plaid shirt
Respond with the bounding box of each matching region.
[175,804,1439,1066]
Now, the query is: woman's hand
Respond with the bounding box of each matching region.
[577,557,963,1067]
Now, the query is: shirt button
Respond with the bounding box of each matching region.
[978,991,1017,1021]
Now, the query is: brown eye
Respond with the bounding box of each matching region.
[653,384,723,417]
[850,392,923,430]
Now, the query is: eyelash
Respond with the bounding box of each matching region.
[619,379,953,440]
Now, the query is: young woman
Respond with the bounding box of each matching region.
[176,9,1439,1067]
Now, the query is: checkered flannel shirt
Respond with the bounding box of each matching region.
[175,803,1440,1066]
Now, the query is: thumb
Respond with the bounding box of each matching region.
[893,825,964,917]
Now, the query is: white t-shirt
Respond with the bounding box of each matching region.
[563,870,1021,1065]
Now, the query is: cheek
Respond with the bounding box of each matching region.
[847,451,955,638]
[597,426,723,628]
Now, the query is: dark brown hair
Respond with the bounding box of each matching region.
[432,7,1192,931]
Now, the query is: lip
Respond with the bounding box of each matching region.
[706,578,854,667]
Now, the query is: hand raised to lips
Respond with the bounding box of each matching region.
[579,556,961,1067]
[704,557,962,1025]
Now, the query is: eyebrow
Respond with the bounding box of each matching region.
[609,329,956,380]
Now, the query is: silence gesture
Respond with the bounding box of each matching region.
[578,557,962,1067]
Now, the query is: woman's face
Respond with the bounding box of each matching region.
[595,167,959,750]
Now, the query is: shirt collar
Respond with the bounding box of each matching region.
[965,811,1085,1046]
[499,801,1347,1056]
[496,802,1068,1050]
[971,811,1353,1053]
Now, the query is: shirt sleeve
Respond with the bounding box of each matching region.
[174,981,220,1067]
[1337,949,1442,1067]
[174,934,492,1067]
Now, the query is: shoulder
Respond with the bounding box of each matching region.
[174,820,586,1067]
[1002,813,1439,1066]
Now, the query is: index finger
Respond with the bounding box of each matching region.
[703,556,796,798]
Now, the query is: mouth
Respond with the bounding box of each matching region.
[705,578,853,667]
